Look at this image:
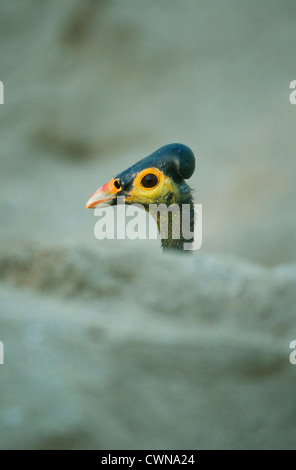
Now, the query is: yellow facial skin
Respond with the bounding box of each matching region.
[125,167,181,207]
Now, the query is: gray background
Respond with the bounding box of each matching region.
[0,0,295,450]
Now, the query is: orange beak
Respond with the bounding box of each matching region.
[85,178,119,209]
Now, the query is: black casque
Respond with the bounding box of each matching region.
[115,143,196,191]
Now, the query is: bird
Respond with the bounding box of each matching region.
[85,143,196,251]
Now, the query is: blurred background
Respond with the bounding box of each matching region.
[0,0,296,450]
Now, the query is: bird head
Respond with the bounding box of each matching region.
[85,143,195,210]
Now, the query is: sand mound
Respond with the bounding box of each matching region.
[0,243,295,449]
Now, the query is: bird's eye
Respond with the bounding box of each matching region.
[141,173,158,189]
[114,179,121,189]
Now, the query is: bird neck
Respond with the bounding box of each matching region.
[155,187,194,251]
